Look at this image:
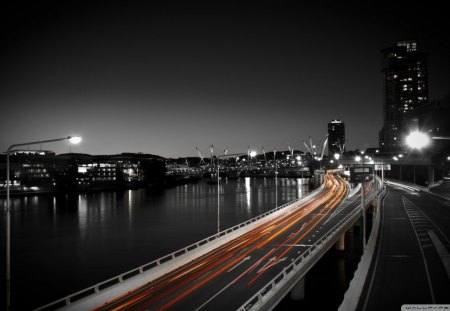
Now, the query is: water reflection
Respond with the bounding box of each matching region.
[245,177,251,208]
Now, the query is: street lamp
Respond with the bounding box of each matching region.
[406,132,450,184]
[5,136,81,311]
[406,131,431,149]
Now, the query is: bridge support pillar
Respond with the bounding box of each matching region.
[290,277,305,301]
[336,233,345,251]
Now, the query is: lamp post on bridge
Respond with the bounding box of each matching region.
[5,136,81,311]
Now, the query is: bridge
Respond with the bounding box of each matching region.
[36,170,382,311]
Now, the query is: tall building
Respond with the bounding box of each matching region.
[328,119,345,156]
[379,40,428,151]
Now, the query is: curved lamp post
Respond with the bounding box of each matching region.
[5,136,81,311]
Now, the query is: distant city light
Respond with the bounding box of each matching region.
[333,153,340,160]
[250,151,256,157]
[355,156,361,162]
[406,131,430,149]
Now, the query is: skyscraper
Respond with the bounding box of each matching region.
[328,119,345,156]
[379,40,428,151]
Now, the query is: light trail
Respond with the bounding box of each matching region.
[93,172,350,311]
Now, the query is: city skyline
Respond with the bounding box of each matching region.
[1,2,449,157]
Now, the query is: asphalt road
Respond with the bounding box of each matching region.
[359,183,450,310]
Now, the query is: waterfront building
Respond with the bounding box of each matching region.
[379,40,428,151]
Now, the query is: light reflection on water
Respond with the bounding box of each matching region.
[0,177,309,310]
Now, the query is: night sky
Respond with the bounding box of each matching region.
[1,1,449,158]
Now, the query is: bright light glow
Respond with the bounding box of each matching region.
[330,160,334,163]
[398,154,403,158]
[360,150,365,155]
[296,156,301,161]
[334,153,340,160]
[447,156,450,161]
[406,131,430,149]
[338,164,343,169]
[69,136,82,144]
[355,156,361,162]
[393,156,398,161]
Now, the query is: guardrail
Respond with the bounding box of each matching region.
[237,184,379,311]
[385,178,450,200]
[36,179,327,311]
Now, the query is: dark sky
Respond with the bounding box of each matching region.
[1,1,449,157]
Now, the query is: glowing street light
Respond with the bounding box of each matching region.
[355,155,361,162]
[406,131,430,149]
[5,135,81,311]
[69,136,82,144]
[334,153,340,160]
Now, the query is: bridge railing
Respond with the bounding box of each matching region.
[237,185,380,311]
[36,179,327,311]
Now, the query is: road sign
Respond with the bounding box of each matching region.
[350,166,373,183]
[375,164,391,171]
